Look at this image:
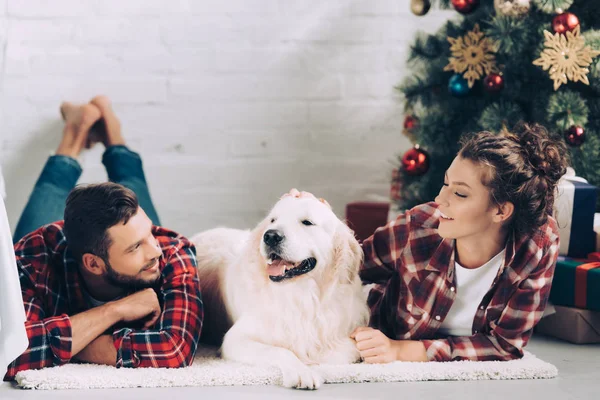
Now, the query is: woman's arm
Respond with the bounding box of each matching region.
[359,212,410,284]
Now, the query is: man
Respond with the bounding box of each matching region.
[4,96,203,380]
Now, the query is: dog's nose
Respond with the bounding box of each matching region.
[263,230,284,247]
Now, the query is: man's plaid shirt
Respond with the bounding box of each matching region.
[360,202,559,361]
[4,221,203,380]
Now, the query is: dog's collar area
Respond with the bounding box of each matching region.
[269,257,317,282]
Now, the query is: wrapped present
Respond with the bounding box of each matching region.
[388,168,406,223]
[390,168,402,202]
[595,213,600,252]
[345,202,389,243]
[552,169,598,258]
[549,257,600,311]
[535,305,600,344]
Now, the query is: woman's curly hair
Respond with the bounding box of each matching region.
[458,122,569,237]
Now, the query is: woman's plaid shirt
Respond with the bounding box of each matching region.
[360,202,559,361]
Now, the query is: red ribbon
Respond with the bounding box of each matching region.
[587,252,600,262]
[574,262,600,309]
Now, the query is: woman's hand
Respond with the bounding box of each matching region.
[350,327,428,363]
[280,188,330,208]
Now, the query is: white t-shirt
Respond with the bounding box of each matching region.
[438,249,505,337]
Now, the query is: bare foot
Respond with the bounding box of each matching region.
[57,102,102,158]
[90,95,125,147]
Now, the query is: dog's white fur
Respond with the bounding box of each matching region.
[190,194,369,389]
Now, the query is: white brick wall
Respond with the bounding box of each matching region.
[0,0,449,237]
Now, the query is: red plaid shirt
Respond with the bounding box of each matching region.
[4,221,203,380]
[360,202,559,362]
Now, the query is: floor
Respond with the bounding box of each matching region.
[2,334,599,400]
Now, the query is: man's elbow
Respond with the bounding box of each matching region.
[177,342,197,367]
[154,350,194,369]
[157,333,198,368]
[3,370,16,382]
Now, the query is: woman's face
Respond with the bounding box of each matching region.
[434,156,502,240]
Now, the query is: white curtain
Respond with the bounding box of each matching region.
[0,164,5,200]
[0,167,28,377]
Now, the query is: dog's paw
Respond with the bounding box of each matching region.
[280,363,323,390]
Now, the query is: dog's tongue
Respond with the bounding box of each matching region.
[267,259,294,277]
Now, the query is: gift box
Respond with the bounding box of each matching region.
[549,257,600,311]
[535,305,600,344]
[595,213,600,252]
[552,170,598,258]
[345,202,389,243]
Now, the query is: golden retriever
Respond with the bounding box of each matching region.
[190,189,369,389]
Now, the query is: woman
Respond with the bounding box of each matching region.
[351,122,568,363]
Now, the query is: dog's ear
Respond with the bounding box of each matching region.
[332,223,363,284]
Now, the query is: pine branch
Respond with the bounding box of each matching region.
[547,90,589,130]
[570,2,600,29]
[587,98,600,129]
[585,29,600,93]
[408,32,447,65]
[486,15,529,55]
[478,101,526,132]
[395,64,449,108]
[533,0,574,14]
[435,0,452,10]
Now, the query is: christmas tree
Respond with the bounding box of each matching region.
[394,0,600,212]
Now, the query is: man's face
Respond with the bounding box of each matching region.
[103,207,162,290]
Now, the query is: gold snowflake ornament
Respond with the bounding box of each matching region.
[533,26,600,91]
[444,24,498,88]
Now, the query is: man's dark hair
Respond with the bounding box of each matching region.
[64,182,139,262]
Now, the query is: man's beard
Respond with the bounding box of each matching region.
[104,259,160,291]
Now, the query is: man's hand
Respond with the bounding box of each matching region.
[110,288,161,329]
[350,327,427,363]
[69,288,161,359]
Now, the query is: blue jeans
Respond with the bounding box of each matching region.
[13,145,161,243]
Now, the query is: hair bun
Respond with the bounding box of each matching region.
[515,123,568,185]
[459,122,570,237]
[530,157,550,177]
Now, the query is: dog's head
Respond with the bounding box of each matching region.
[254,189,362,284]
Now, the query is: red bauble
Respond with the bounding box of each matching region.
[402,146,430,176]
[552,12,579,34]
[483,73,504,93]
[451,0,480,14]
[565,125,585,146]
[403,115,418,130]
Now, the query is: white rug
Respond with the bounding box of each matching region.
[15,347,557,390]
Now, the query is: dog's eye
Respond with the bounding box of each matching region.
[270,218,276,223]
[302,220,314,226]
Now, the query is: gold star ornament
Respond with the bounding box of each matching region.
[444,24,499,88]
[533,25,600,91]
